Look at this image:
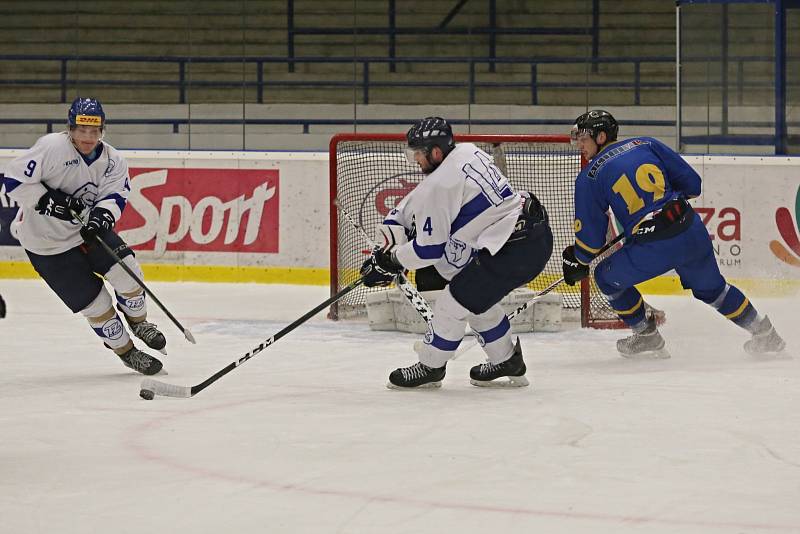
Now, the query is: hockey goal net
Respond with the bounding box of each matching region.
[329,133,624,329]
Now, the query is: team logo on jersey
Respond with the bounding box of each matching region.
[769,185,800,268]
[104,157,117,178]
[444,237,470,268]
[102,318,124,340]
[64,158,80,167]
[72,182,99,208]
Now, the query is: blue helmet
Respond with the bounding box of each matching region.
[68,97,105,128]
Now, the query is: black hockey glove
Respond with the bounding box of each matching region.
[80,207,116,243]
[562,245,590,286]
[35,189,85,221]
[360,249,404,288]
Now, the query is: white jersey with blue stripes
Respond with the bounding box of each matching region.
[388,142,522,280]
[3,132,130,255]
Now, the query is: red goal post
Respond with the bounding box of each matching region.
[328,132,625,329]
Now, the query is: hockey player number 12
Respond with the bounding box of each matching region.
[611,163,666,215]
[461,151,509,207]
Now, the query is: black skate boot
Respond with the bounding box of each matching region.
[744,316,786,356]
[616,316,670,359]
[387,362,446,389]
[124,315,167,354]
[118,346,164,376]
[470,337,530,387]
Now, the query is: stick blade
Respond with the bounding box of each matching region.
[141,377,193,398]
[184,329,196,344]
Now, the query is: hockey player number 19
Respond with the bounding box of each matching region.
[461,152,510,207]
[611,163,666,215]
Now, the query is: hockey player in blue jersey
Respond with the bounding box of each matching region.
[1,98,166,375]
[360,117,554,388]
[561,109,785,358]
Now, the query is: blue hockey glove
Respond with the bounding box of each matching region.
[562,245,590,286]
[80,207,116,243]
[360,249,404,288]
[35,189,85,221]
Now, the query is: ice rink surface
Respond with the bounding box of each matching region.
[1,279,798,534]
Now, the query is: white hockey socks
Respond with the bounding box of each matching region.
[415,287,469,368]
[468,305,514,364]
[105,256,147,320]
[81,288,132,353]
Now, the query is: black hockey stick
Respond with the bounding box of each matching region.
[333,197,434,324]
[452,231,628,358]
[70,209,196,344]
[139,277,364,399]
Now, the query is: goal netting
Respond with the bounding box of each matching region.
[329,133,624,328]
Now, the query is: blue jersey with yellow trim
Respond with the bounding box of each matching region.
[573,136,701,264]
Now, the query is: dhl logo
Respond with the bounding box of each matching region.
[75,114,102,126]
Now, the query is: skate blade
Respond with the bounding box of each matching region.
[470,375,530,388]
[619,347,671,360]
[157,346,168,356]
[386,380,442,390]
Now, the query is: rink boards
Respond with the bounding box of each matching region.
[1,149,799,296]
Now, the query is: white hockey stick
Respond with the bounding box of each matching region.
[333,198,434,324]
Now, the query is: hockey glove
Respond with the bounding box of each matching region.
[360,249,404,288]
[80,207,116,243]
[35,189,86,221]
[562,245,590,286]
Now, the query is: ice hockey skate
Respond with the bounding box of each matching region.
[118,345,164,376]
[744,316,786,356]
[387,361,446,389]
[124,315,167,355]
[470,337,530,387]
[616,317,670,359]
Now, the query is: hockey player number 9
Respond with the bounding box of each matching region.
[611,163,666,215]
[23,160,37,178]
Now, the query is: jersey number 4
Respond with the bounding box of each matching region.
[612,163,666,214]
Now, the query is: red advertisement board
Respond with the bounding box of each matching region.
[117,168,279,254]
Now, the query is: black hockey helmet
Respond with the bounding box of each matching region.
[571,109,618,144]
[406,116,455,159]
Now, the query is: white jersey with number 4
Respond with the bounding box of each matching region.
[4,132,130,255]
[387,142,522,280]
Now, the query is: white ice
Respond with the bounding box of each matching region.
[1,279,799,534]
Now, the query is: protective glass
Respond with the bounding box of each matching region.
[404,146,428,164]
[569,126,593,146]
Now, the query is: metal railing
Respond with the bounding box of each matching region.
[2,54,788,107]
[286,0,601,74]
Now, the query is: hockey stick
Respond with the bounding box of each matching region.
[451,232,628,358]
[333,198,434,323]
[139,277,364,399]
[70,209,196,344]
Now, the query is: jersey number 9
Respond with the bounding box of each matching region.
[23,160,37,178]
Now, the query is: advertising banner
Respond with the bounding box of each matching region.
[117,168,279,255]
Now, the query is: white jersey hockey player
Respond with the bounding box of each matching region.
[1,97,166,375]
[360,117,554,388]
